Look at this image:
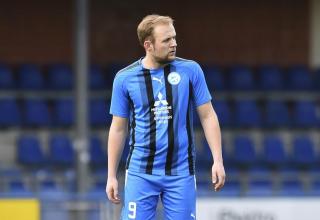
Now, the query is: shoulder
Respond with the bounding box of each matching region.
[173,57,203,75]
[174,57,202,70]
[114,60,140,82]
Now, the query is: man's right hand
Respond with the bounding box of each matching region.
[106,177,121,204]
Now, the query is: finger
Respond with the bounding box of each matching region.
[215,174,225,191]
[212,171,217,184]
[107,187,121,204]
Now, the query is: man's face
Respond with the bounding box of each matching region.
[149,23,177,64]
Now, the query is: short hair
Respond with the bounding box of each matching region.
[137,14,174,46]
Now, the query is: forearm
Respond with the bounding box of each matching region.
[107,123,128,178]
[200,110,223,163]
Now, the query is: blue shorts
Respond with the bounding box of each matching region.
[121,170,197,220]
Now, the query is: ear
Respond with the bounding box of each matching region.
[144,40,153,52]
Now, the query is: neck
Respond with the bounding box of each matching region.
[142,55,167,69]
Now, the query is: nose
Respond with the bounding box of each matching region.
[171,38,177,47]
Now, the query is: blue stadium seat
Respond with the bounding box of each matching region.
[17,136,45,166]
[0,64,15,89]
[276,179,305,196]
[233,136,256,167]
[105,63,126,88]
[229,66,255,90]
[246,180,273,197]
[213,100,232,127]
[89,99,108,127]
[293,100,319,127]
[264,100,290,127]
[48,64,73,90]
[258,65,284,90]
[287,65,313,90]
[234,100,261,127]
[49,135,75,167]
[18,64,45,90]
[196,139,213,171]
[309,180,320,196]
[203,66,226,90]
[0,98,21,126]
[262,136,287,168]
[89,136,107,168]
[53,98,74,126]
[89,65,106,90]
[291,136,317,168]
[23,99,51,126]
[215,180,241,197]
[7,180,33,196]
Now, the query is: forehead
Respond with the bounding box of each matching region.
[153,23,176,40]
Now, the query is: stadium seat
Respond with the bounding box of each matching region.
[291,136,317,168]
[287,65,313,90]
[215,180,242,197]
[309,180,320,196]
[0,64,15,89]
[203,65,226,90]
[89,99,108,127]
[48,64,73,90]
[262,136,287,168]
[89,65,106,90]
[232,136,256,167]
[105,63,126,88]
[18,64,45,90]
[234,100,261,127]
[258,65,284,90]
[7,180,33,196]
[196,139,213,171]
[49,135,75,167]
[276,179,305,196]
[264,100,290,127]
[0,98,21,126]
[89,136,107,168]
[246,180,273,197]
[228,65,255,90]
[293,100,319,127]
[213,100,232,127]
[53,98,74,126]
[23,99,51,126]
[17,136,45,167]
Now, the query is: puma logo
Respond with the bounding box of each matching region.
[152,76,163,85]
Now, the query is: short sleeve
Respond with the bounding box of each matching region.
[109,74,130,118]
[191,62,212,107]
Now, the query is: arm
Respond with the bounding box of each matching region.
[197,101,226,191]
[106,116,128,204]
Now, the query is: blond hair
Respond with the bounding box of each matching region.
[137,14,174,46]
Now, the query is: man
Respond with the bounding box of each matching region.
[106,14,225,220]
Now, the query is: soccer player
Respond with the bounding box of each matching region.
[106,14,225,220]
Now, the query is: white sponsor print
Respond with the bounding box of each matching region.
[167,72,181,85]
[154,92,168,107]
[191,213,196,219]
[152,76,163,85]
[151,92,172,124]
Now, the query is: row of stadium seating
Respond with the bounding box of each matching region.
[1,170,319,198]
[1,63,320,90]
[0,98,319,127]
[198,135,320,171]
[15,134,320,171]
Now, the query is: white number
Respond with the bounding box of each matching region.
[128,202,136,219]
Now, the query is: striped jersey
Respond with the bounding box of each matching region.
[110,57,212,176]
